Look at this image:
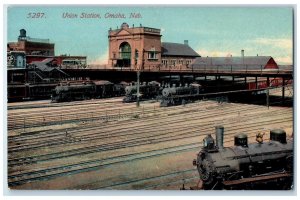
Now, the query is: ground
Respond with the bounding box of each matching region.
[7,89,293,190]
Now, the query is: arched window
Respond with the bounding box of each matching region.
[117,42,132,67]
[119,42,131,59]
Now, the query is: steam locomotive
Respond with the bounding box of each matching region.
[193,126,293,190]
[160,83,202,107]
[122,81,161,103]
[51,80,126,102]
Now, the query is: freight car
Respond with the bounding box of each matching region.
[193,126,293,190]
[160,83,202,107]
[51,80,126,102]
[122,81,161,103]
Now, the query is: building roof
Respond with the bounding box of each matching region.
[31,58,55,72]
[192,56,274,66]
[161,42,200,57]
[31,58,68,75]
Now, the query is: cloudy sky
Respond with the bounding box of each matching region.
[7,6,293,65]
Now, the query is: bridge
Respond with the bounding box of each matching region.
[63,64,293,80]
[63,65,293,105]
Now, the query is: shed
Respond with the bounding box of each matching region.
[192,56,278,69]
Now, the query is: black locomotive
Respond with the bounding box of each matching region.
[122,81,161,103]
[160,83,202,107]
[51,80,126,102]
[193,126,293,190]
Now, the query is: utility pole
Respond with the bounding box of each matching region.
[136,70,140,107]
[266,87,269,109]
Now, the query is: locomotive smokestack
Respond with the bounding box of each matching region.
[215,125,224,150]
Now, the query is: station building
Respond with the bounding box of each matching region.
[108,23,200,70]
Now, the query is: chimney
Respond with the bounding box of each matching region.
[184,40,189,45]
[215,125,224,150]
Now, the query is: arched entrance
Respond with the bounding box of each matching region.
[117,42,131,67]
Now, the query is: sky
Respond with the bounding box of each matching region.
[7,6,294,65]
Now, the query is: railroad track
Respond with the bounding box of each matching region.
[7,100,218,136]
[8,107,291,154]
[8,143,201,187]
[8,106,292,160]
[8,103,287,152]
[8,116,292,168]
[8,121,292,188]
[8,100,159,130]
[7,100,217,139]
[8,97,124,110]
[7,100,279,142]
[7,100,293,189]
[89,168,198,190]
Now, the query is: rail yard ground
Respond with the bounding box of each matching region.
[7,88,293,190]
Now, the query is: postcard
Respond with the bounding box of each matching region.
[5,5,294,192]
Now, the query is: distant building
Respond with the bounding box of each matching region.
[108,23,200,70]
[8,29,55,57]
[55,55,87,69]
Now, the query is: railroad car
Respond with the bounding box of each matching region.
[193,126,293,190]
[7,84,27,102]
[8,83,58,102]
[122,81,161,102]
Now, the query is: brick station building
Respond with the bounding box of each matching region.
[108,23,200,70]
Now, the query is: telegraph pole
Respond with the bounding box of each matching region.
[136,70,140,107]
[266,87,269,109]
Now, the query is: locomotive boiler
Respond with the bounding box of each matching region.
[193,126,293,190]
